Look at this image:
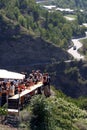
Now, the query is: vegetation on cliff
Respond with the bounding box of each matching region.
[18,90,87,130]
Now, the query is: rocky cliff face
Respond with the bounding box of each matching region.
[0,35,71,71]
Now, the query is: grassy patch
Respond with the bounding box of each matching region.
[64,14,77,19]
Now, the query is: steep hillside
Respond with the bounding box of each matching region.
[0,35,71,70]
[0,0,73,70]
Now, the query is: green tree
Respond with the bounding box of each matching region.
[62,23,72,41]
[14,7,20,20]
[18,15,27,28]
[30,95,56,130]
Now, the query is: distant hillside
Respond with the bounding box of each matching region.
[50,0,87,9]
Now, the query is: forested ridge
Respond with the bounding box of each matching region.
[50,0,87,9]
[0,0,85,48]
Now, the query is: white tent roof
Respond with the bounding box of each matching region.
[0,69,25,79]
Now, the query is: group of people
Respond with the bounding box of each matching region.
[23,70,51,97]
[0,70,51,106]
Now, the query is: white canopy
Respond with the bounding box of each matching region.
[0,69,25,80]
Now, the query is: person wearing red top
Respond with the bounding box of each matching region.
[18,82,25,92]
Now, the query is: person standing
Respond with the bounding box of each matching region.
[9,81,15,97]
[43,73,51,97]
[0,83,2,106]
[36,70,43,94]
[46,73,51,96]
